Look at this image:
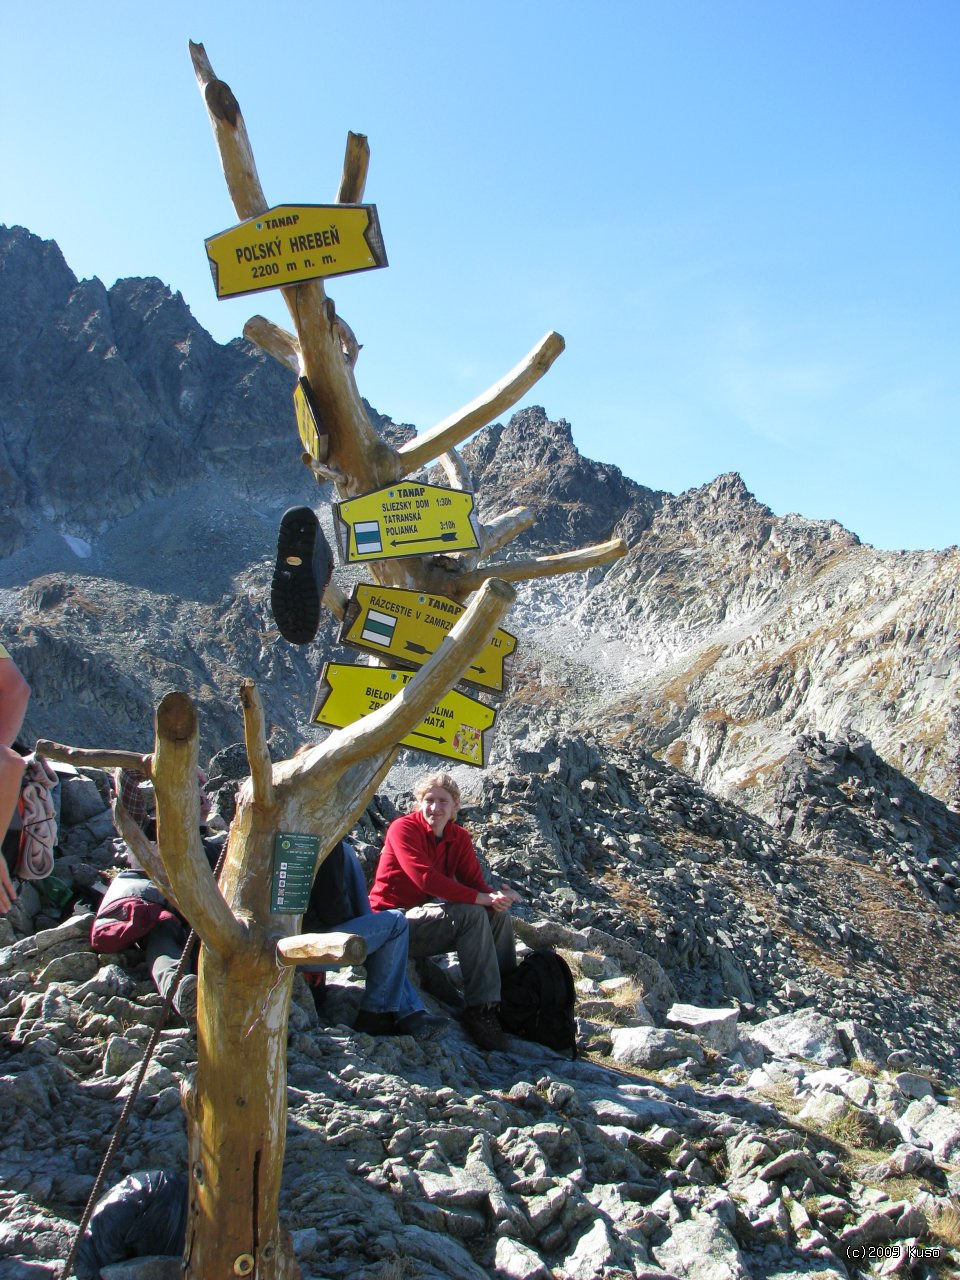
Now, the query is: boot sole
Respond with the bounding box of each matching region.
[271,507,333,644]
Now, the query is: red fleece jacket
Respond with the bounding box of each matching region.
[369,810,491,911]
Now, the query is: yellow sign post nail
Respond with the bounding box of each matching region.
[205,204,387,299]
[312,663,497,767]
[339,584,516,693]
[335,482,479,563]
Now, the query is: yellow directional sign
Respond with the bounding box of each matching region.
[340,584,517,693]
[294,377,327,463]
[312,663,497,767]
[205,204,387,299]
[335,482,479,563]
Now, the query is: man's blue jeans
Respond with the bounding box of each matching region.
[301,850,424,1018]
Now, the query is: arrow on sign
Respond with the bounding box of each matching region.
[389,533,460,547]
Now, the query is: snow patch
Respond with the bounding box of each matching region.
[62,534,92,559]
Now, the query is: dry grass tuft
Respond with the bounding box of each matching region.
[848,1057,883,1079]
[927,1201,960,1252]
[756,1079,803,1118]
[822,1108,875,1150]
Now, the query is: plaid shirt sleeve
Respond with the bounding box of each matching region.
[117,769,150,832]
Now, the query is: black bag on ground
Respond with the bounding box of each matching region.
[499,947,577,1056]
[74,1169,188,1279]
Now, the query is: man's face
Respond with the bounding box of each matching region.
[419,786,457,836]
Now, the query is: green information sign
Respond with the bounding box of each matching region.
[271,832,320,913]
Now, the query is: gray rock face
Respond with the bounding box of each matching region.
[0,226,303,568]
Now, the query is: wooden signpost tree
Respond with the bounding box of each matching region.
[41,44,627,1280]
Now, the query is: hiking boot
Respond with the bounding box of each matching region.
[271,506,333,644]
[394,1010,446,1041]
[352,1008,396,1036]
[173,974,198,1021]
[462,1004,510,1051]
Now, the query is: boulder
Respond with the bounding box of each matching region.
[665,1003,739,1053]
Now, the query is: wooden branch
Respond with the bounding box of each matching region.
[336,132,369,204]
[334,313,362,367]
[396,332,565,474]
[240,680,273,808]
[111,778,180,910]
[302,453,347,487]
[323,579,349,620]
[457,537,628,593]
[275,931,367,967]
[438,449,473,493]
[190,43,269,222]
[479,506,536,559]
[153,692,243,957]
[290,577,515,779]
[193,45,393,490]
[34,741,152,775]
[243,317,301,372]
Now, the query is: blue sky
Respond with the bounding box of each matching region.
[3,1,957,550]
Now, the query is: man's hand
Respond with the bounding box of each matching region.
[478,884,521,912]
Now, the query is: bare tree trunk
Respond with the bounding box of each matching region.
[37,45,632,1280]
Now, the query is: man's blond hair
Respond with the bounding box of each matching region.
[412,772,461,807]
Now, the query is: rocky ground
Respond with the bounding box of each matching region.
[1,735,958,1280]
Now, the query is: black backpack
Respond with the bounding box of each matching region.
[499,948,577,1057]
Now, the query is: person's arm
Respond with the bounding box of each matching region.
[341,842,373,918]
[0,856,15,914]
[116,769,150,833]
[475,884,522,911]
[443,830,523,912]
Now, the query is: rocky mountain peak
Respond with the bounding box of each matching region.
[464,405,664,551]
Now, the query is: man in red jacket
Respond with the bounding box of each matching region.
[370,771,520,1050]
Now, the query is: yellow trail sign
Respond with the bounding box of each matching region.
[294,377,326,463]
[312,663,497,767]
[205,204,387,299]
[340,584,517,693]
[335,482,479,563]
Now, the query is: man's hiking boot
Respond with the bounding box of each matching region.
[394,1010,446,1041]
[353,1009,395,1036]
[271,506,333,644]
[173,974,198,1022]
[353,1008,446,1041]
[462,1004,510,1051]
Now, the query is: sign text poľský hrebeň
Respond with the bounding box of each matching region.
[205,204,387,299]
